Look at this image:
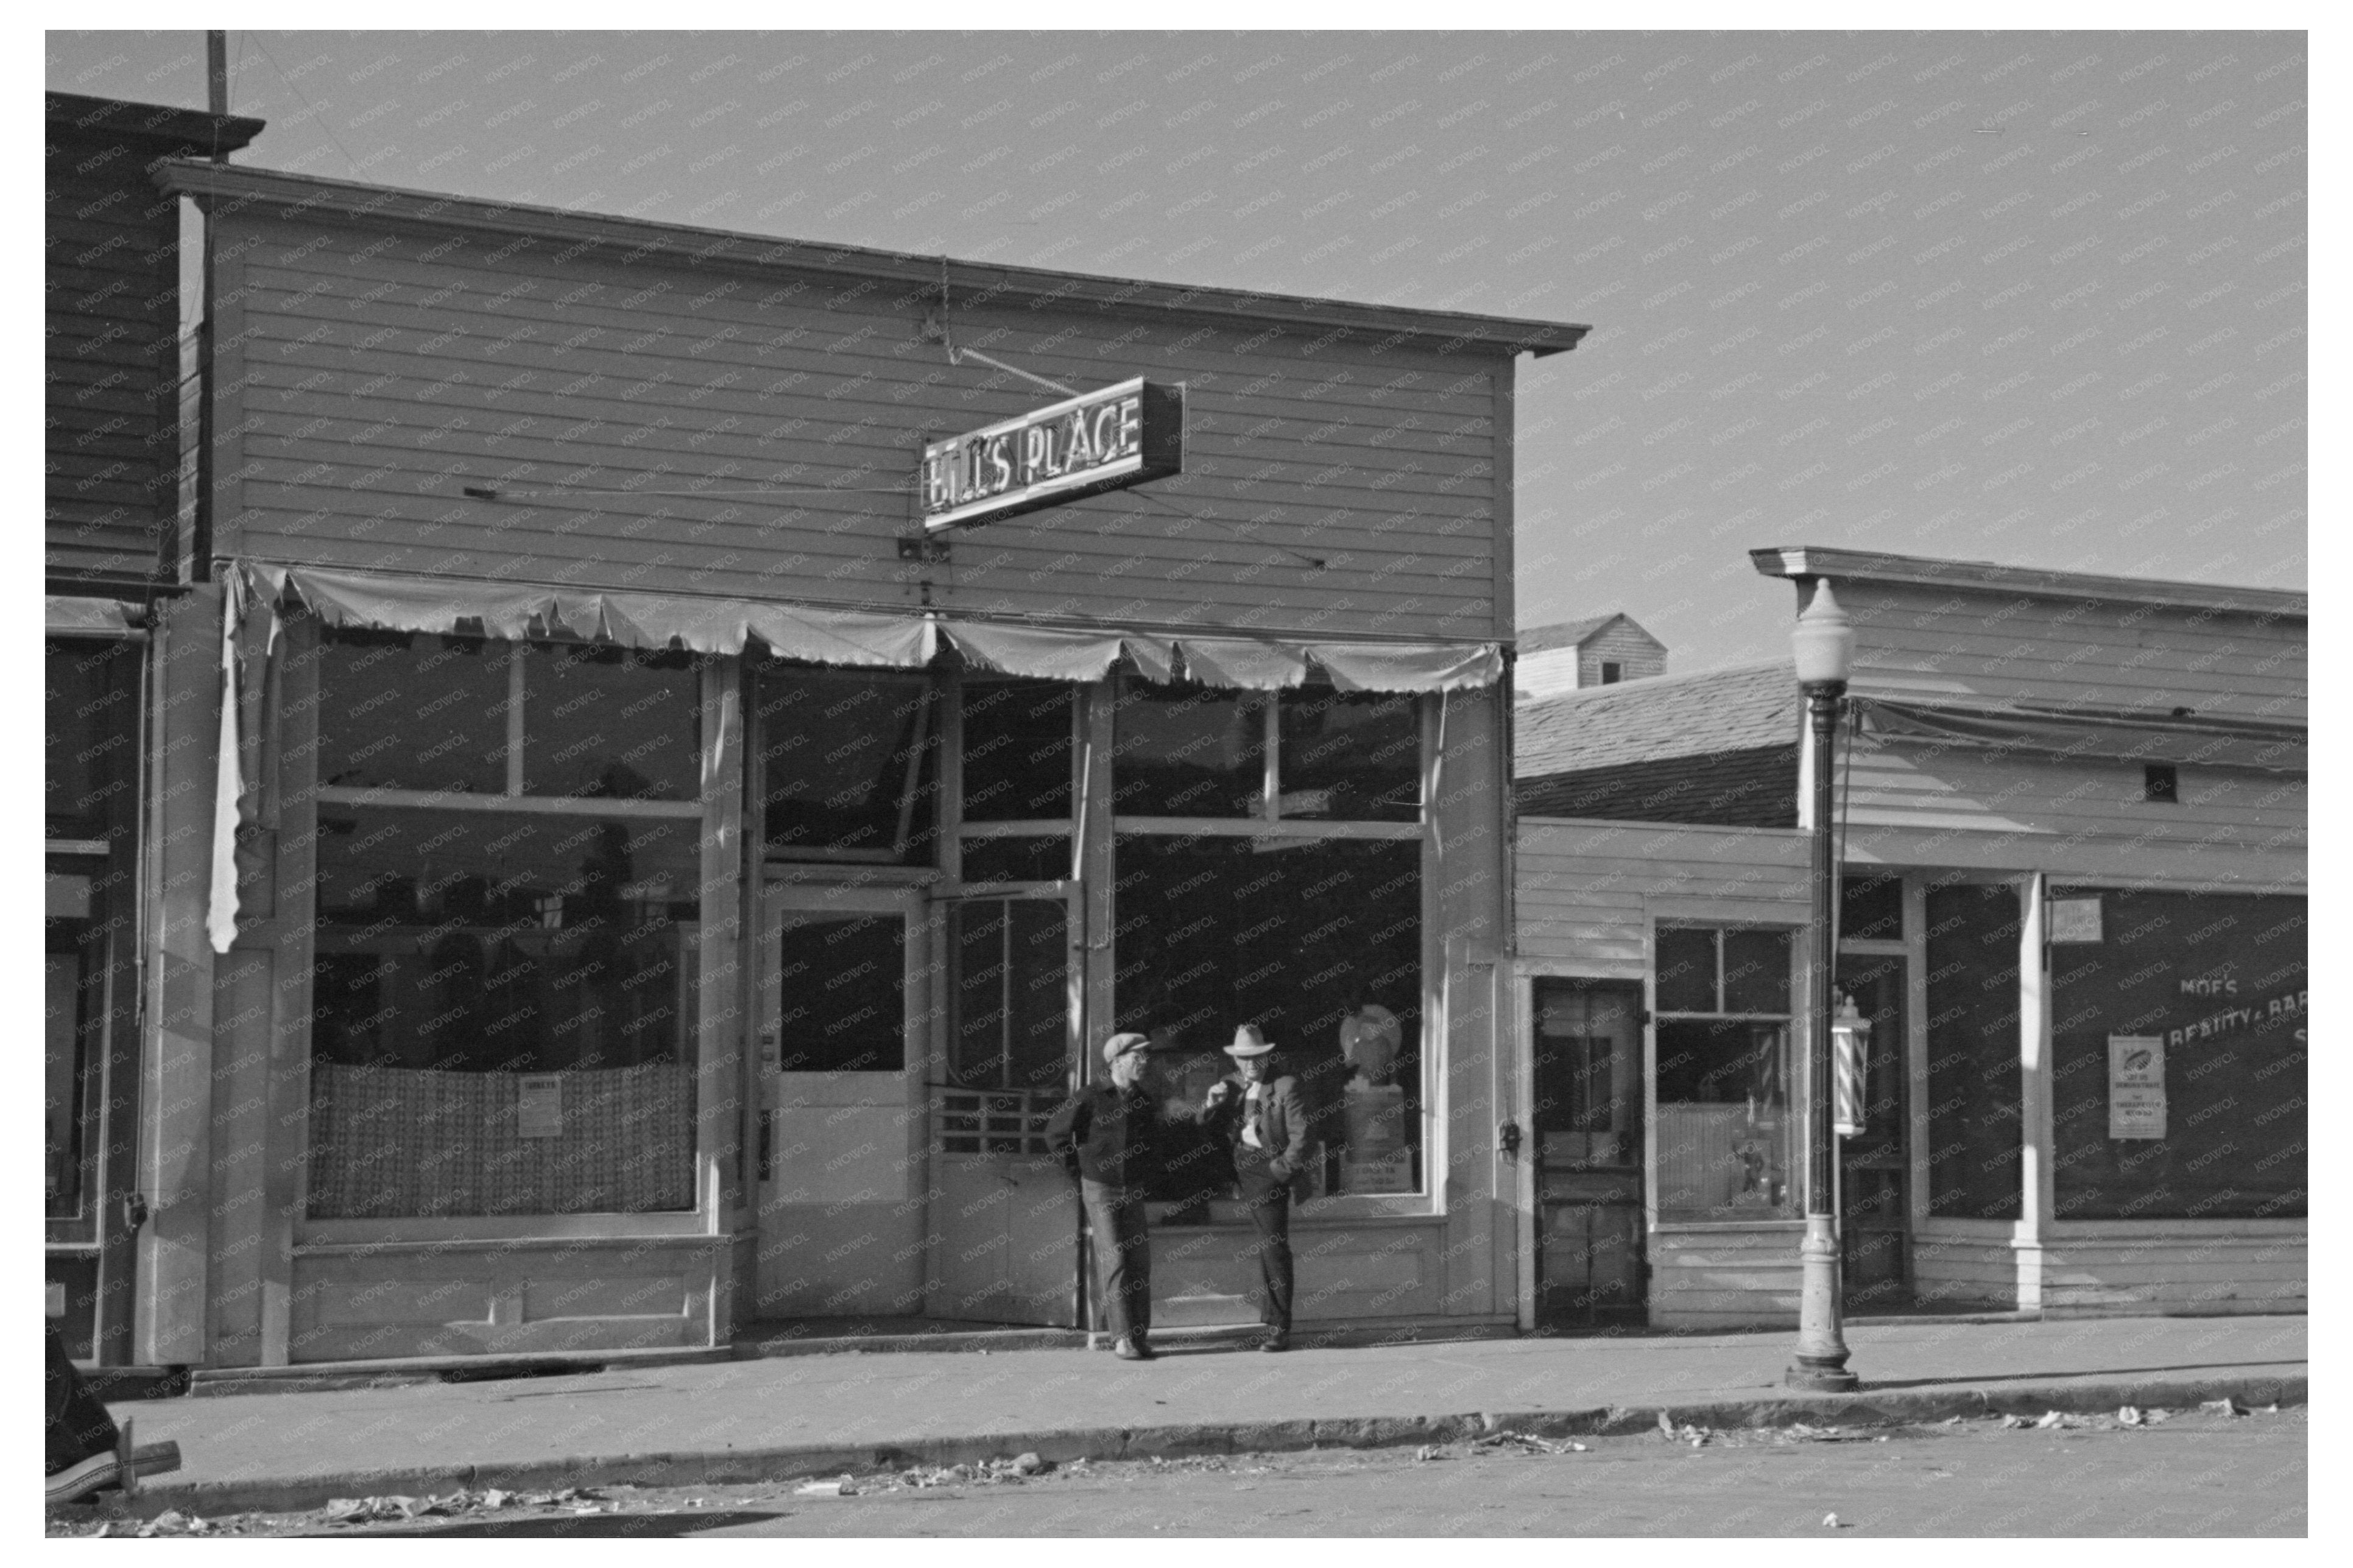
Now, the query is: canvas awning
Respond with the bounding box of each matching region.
[230,561,1500,694]
[238,561,936,667]
[1855,697,2307,774]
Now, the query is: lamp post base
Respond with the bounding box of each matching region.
[1785,1214,1860,1392]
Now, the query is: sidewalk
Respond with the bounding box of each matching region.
[108,1315,2307,1516]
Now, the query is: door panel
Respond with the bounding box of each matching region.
[927,896,1079,1326]
[1835,955,1910,1310]
[1531,979,1647,1328]
[755,888,926,1317]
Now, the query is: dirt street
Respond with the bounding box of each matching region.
[50,1402,2304,1538]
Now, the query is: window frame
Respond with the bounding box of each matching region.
[295,623,734,1246]
[1105,673,1436,1215]
[1649,919,1805,1231]
[314,631,705,824]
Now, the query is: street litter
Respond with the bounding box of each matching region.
[1414,1444,1444,1462]
[2034,1410,2076,1430]
[2199,1397,2246,1419]
[322,1486,594,1524]
[898,1455,1045,1489]
[2117,1405,2143,1426]
[795,1475,859,1497]
[1473,1432,1584,1455]
[1824,1513,1847,1529]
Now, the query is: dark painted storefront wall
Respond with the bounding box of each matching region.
[1924,882,2025,1222]
[2049,890,2306,1220]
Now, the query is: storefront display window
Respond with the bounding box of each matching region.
[1923,882,2024,1220]
[2048,889,2305,1221]
[524,645,699,801]
[306,630,706,1220]
[1110,681,1263,817]
[1110,836,1422,1197]
[1653,924,1796,1220]
[757,667,937,862]
[1278,690,1419,821]
[961,678,1074,821]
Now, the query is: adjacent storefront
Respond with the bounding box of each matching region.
[1513,549,2305,1329]
[146,157,1582,1364]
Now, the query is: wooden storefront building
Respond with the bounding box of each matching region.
[1511,547,2306,1330]
[124,153,1586,1366]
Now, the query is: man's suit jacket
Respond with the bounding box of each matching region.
[1215,1071,1314,1192]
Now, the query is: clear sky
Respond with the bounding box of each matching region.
[46,28,2307,670]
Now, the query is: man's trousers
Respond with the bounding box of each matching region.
[1080,1178,1151,1342]
[1235,1155,1295,1333]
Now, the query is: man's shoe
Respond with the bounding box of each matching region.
[44,1452,122,1505]
[1258,1331,1291,1353]
[1113,1337,1155,1361]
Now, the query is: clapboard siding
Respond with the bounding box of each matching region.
[1578,621,1667,684]
[1844,740,2307,841]
[1911,1233,2026,1308]
[213,216,1511,637]
[47,147,180,582]
[1517,821,1810,972]
[2039,1226,2305,1317]
[1840,583,2307,722]
[1650,1228,1802,1329]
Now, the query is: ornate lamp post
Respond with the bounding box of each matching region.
[1787,579,1860,1393]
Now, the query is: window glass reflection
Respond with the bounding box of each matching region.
[316,633,510,794]
[524,645,698,801]
[1111,681,1261,817]
[758,669,938,861]
[1279,689,1419,820]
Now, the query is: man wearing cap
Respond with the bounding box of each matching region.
[1210,1023,1314,1352]
[1045,1032,1175,1361]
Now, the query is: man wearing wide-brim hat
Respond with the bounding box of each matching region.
[1206,1023,1314,1352]
[1045,1031,1179,1361]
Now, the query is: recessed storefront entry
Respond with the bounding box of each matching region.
[927,894,1081,1326]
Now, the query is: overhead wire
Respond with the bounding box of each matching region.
[244,32,366,180]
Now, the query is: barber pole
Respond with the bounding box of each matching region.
[1832,995,1868,1139]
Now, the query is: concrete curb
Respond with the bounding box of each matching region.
[115,1369,2305,1520]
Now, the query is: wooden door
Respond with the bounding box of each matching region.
[755,885,926,1317]
[1835,955,1911,1310]
[927,895,1080,1326]
[1530,979,1647,1327]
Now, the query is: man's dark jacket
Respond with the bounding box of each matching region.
[1045,1083,1173,1189]
[1210,1070,1316,1193]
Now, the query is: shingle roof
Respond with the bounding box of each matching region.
[1514,660,1799,778]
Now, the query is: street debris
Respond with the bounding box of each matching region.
[2200,1397,2246,1419]
[895,1454,1054,1489]
[1824,1513,1849,1528]
[1655,1413,1716,1447]
[2034,1410,2076,1430]
[1413,1444,1445,1462]
[319,1486,605,1525]
[2117,1405,2143,1426]
[1472,1431,1586,1455]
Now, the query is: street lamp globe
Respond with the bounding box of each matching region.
[1792,580,1855,687]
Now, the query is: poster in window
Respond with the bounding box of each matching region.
[2050,897,2103,943]
[2107,1035,2166,1140]
[517,1074,565,1139]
